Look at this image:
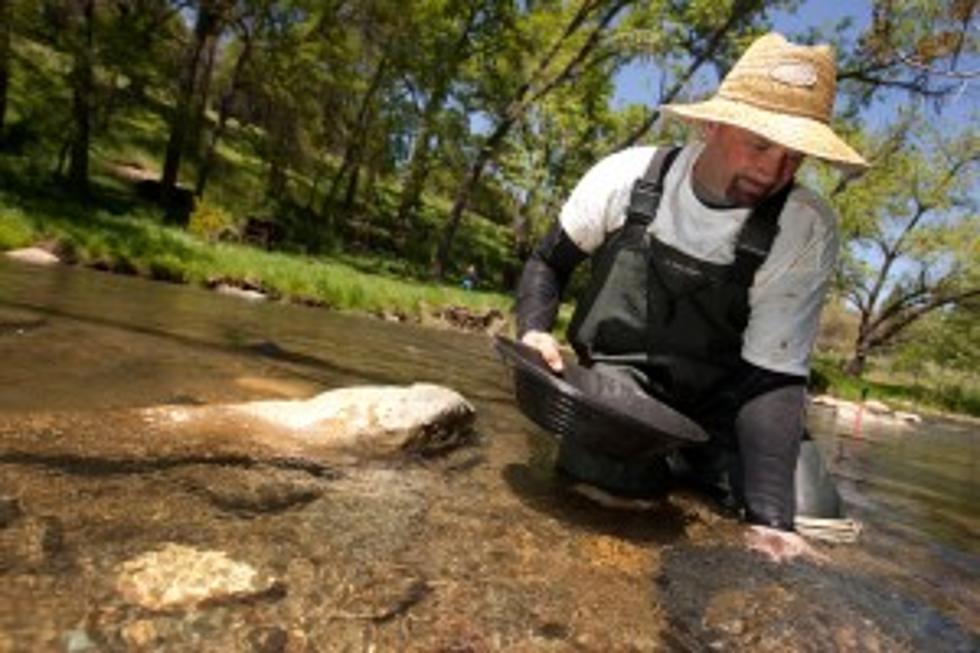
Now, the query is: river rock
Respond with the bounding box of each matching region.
[146,383,476,458]
[0,515,65,571]
[115,543,280,611]
[863,399,891,415]
[5,247,60,265]
[893,410,923,424]
[0,495,23,528]
[214,283,267,301]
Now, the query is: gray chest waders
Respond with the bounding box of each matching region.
[567,147,791,417]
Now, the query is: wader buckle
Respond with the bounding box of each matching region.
[626,179,663,225]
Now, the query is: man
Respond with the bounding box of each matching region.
[514,33,868,562]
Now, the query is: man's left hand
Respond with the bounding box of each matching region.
[745,524,827,563]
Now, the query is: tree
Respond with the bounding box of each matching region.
[826,0,979,124]
[393,0,490,230]
[433,0,790,277]
[0,0,11,133]
[828,115,979,376]
[65,0,95,192]
[195,0,272,196]
[27,0,101,192]
[160,0,233,196]
[894,300,980,375]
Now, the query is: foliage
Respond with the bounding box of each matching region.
[820,111,979,375]
[893,302,980,374]
[188,199,235,241]
[811,354,980,417]
[0,1,977,406]
[0,203,33,248]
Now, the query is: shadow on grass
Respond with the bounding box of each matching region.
[0,168,208,281]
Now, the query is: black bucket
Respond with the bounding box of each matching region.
[494,336,708,458]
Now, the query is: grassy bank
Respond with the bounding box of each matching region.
[0,184,513,324]
[811,355,980,418]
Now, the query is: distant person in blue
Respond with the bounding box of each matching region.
[461,264,479,291]
[514,33,868,562]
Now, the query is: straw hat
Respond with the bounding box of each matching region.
[662,32,869,171]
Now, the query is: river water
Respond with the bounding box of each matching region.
[1,257,977,651]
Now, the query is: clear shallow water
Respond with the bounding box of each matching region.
[1,257,978,650]
[3,258,975,556]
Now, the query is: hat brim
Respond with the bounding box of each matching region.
[662,97,869,173]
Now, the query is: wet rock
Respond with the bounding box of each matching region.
[437,305,506,333]
[0,495,23,527]
[214,284,268,302]
[60,628,97,652]
[0,515,65,571]
[147,383,476,458]
[115,543,282,611]
[657,545,975,651]
[248,626,288,653]
[5,247,60,265]
[334,573,431,623]
[811,394,920,428]
[894,410,923,424]
[863,399,890,415]
[176,466,323,515]
[120,620,158,648]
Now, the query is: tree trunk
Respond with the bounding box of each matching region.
[845,311,874,376]
[394,4,481,229]
[394,97,441,229]
[67,0,95,194]
[512,189,537,263]
[161,3,221,193]
[0,0,10,134]
[323,57,387,212]
[188,31,219,164]
[435,119,511,277]
[434,0,632,278]
[196,32,255,197]
[844,351,867,377]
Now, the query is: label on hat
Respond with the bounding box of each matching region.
[769,62,817,88]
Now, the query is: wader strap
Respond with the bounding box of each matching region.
[625,146,682,228]
[731,183,792,287]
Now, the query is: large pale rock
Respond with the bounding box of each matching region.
[144,383,475,458]
[4,247,60,265]
[115,543,279,611]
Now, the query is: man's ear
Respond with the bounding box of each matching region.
[698,121,719,141]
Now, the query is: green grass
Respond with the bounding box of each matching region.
[812,355,980,417]
[0,185,513,323]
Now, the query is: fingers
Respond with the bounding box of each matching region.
[520,331,564,372]
[744,525,828,564]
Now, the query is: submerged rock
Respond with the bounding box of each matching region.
[115,543,280,611]
[0,514,66,571]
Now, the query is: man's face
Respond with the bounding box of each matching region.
[700,124,804,207]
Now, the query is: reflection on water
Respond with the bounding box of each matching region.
[810,406,979,558]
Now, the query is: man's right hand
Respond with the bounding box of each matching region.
[520,330,564,373]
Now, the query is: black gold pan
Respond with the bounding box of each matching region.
[494,336,709,457]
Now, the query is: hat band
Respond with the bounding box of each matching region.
[716,88,830,124]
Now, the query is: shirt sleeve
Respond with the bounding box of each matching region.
[558,147,657,254]
[742,186,840,376]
